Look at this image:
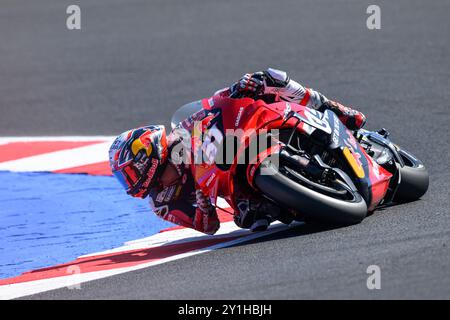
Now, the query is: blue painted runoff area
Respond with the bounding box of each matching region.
[0,171,173,279]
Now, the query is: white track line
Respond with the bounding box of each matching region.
[0,222,302,300]
[80,220,251,258]
[0,136,115,145]
[0,141,113,172]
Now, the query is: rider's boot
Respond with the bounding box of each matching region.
[235,198,282,232]
[235,199,271,231]
[250,217,271,232]
[319,100,366,130]
[234,200,254,229]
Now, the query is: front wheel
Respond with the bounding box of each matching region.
[393,149,429,203]
[253,161,368,226]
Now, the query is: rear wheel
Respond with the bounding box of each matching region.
[253,159,367,226]
[393,149,429,203]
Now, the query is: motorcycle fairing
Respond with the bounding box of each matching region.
[325,110,392,210]
[193,96,284,208]
[194,95,392,212]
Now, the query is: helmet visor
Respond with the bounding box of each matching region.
[116,151,160,197]
[113,161,141,192]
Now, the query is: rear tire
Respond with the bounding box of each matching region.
[253,161,367,226]
[393,149,429,203]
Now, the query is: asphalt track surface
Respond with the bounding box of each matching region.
[1,0,449,299]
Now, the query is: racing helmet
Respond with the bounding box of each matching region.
[109,125,168,198]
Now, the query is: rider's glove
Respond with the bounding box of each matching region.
[194,190,219,234]
[195,189,215,215]
[230,72,265,97]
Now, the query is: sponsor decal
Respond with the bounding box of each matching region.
[180,118,193,130]
[345,134,358,150]
[205,172,216,187]
[342,146,365,178]
[156,189,168,203]
[332,114,340,145]
[154,205,169,218]
[304,108,332,134]
[165,212,182,225]
[164,185,176,202]
[235,107,244,127]
[192,109,207,122]
[201,124,223,165]
[284,103,292,119]
[142,158,159,189]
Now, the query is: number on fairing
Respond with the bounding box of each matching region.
[201,124,224,164]
[304,109,332,134]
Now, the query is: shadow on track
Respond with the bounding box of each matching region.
[227,222,342,249]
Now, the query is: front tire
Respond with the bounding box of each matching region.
[393,149,429,203]
[253,161,368,226]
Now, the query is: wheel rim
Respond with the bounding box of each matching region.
[279,163,360,202]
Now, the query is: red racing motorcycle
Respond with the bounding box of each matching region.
[172,93,429,226]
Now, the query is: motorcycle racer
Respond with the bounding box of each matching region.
[109,68,367,234]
